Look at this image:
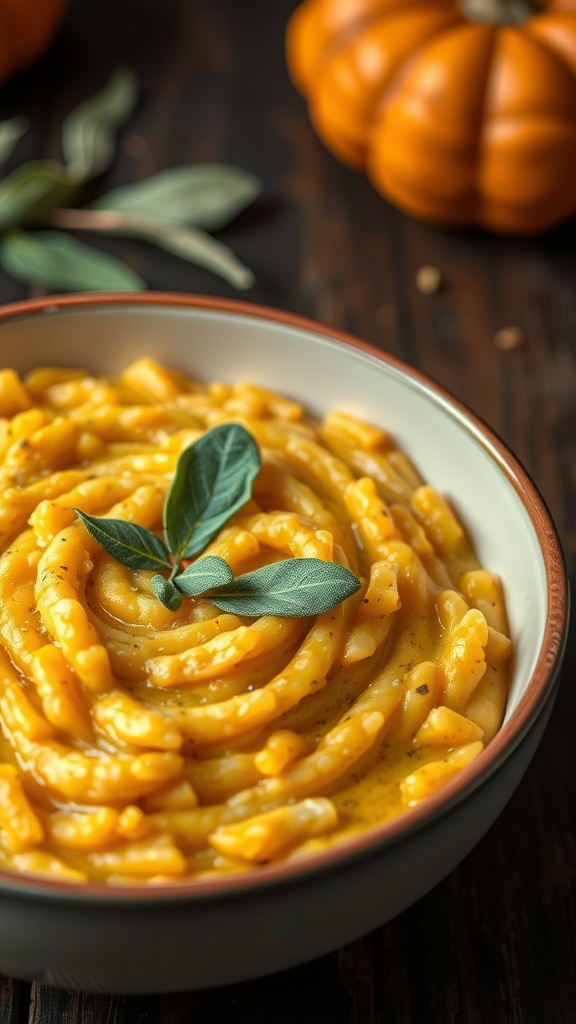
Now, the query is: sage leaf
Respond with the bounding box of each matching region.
[163,424,261,561]
[75,211,255,289]
[175,556,234,597]
[0,230,146,292]
[151,575,183,611]
[0,117,28,169]
[208,559,361,617]
[91,165,261,231]
[0,161,76,230]
[46,208,255,289]
[62,69,138,182]
[0,72,137,229]
[74,509,172,570]
[129,219,255,289]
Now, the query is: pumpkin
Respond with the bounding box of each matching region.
[286,0,576,234]
[0,0,68,86]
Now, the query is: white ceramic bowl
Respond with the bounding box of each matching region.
[0,294,569,993]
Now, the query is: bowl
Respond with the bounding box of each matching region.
[0,293,569,993]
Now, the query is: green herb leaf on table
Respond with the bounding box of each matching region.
[0,118,28,170]
[61,69,139,183]
[0,73,137,231]
[207,559,361,617]
[91,165,262,231]
[0,230,146,292]
[136,219,255,289]
[73,510,172,570]
[175,556,234,597]
[0,71,259,292]
[48,210,255,290]
[124,218,255,290]
[0,161,77,231]
[163,423,261,561]
[151,575,183,611]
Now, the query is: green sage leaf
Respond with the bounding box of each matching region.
[131,219,255,289]
[0,230,146,292]
[78,211,255,289]
[208,559,361,617]
[0,161,76,230]
[91,165,261,231]
[74,509,172,570]
[151,575,183,611]
[0,117,28,169]
[163,424,261,561]
[62,69,138,182]
[0,72,138,229]
[175,556,234,597]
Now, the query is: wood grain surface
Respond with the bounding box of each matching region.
[0,1,574,1021]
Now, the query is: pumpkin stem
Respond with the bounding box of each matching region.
[460,0,542,23]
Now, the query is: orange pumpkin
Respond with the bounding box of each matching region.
[286,0,576,234]
[0,0,68,86]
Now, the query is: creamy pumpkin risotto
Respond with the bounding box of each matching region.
[0,357,511,884]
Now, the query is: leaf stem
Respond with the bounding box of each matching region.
[35,207,126,231]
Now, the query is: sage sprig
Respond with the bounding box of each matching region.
[74,423,361,617]
[0,71,260,292]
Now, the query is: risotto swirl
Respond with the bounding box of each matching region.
[0,356,511,884]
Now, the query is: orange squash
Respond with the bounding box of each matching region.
[0,0,68,86]
[286,0,576,234]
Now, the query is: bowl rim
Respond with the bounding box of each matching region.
[0,291,569,904]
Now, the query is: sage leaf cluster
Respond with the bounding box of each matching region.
[75,423,361,617]
[0,71,260,292]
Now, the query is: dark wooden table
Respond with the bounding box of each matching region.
[1,1,575,1021]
